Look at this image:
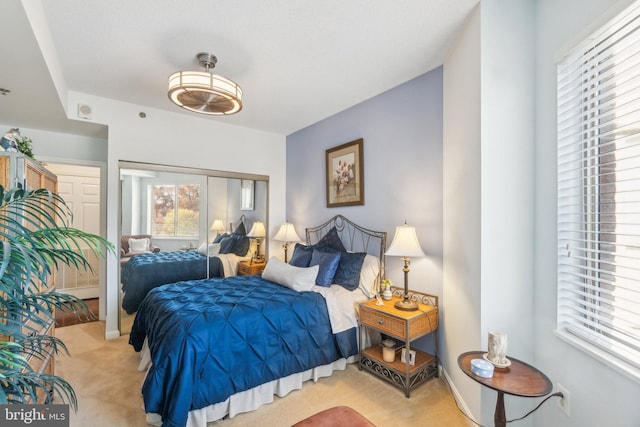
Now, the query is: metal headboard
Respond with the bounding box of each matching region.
[305,214,387,289]
[230,214,247,233]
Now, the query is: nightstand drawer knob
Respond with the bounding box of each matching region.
[378,319,384,325]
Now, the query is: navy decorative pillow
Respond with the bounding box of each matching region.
[234,222,247,236]
[213,233,229,244]
[310,249,341,286]
[333,252,367,291]
[289,243,314,267]
[218,235,235,254]
[317,227,346,252]
[231,234,250,256]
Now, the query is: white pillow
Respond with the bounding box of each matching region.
[198,242,221,257]
[359,255,380,298]
[262,257,319,292]
[128,237,150,254]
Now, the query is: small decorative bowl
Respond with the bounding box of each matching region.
[471,358,494,378]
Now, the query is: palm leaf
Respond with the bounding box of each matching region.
[0,184,114,409]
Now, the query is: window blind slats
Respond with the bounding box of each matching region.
[559,301,640,340]
[557,0,640,372]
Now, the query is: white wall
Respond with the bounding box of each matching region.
[444,0,535,424]
[533,0,640,426]
[0,124,107,163]
[442,4,482,420]
[65,91,286,339]
[480,0,536,423]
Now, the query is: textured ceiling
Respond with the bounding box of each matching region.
[0,0,477,138]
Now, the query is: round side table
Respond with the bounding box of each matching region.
[458,351,552,427]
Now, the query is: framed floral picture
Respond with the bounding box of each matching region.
[326,138,364,207]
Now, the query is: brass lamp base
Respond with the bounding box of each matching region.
[395,298,418,311]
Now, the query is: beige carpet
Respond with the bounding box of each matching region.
[56,322,470,427]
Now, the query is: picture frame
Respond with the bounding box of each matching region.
[326,138,364,207]
[241,179,255,211]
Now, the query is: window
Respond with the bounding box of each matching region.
[148,184,200,237]
[557,1,640,376]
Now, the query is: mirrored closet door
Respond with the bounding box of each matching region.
[119,161,268,334]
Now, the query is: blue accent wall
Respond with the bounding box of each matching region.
[286,66,443,346]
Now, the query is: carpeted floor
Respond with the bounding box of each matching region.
[56,322,471,427]
[55,298,99,327]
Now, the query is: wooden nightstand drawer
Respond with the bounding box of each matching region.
[238,261,266,275]
[360,306,407,338]
[359,299,438,340]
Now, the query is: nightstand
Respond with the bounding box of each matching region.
[358,288,439,397]
[237,260,266,275]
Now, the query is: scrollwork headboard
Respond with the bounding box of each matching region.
[305,214,387,289]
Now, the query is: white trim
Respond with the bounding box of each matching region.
[554,329,640,385]
[105,329,120,340]
[442,365,476,424]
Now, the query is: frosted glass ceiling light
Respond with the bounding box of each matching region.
[168,52,242,115]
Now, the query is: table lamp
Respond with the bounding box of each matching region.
[385,222,425,311]
[273,221,301,263]
[209,219,226,239]
[247,221,266,261]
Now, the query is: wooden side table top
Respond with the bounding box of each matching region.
[458,351,552,397]
[360,296,436,319]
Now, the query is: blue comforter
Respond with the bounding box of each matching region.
[130,275,356,427]
[121,251,224,314]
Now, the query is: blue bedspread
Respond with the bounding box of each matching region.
[129,275,356,427]
[121,251,224,314]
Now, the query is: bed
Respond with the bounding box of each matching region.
[120,217,252,314]
[129,215,386,427]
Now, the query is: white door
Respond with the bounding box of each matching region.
[47,163,102,299]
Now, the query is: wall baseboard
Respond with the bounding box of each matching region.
[441,364,476,425]
[105,329,120,340]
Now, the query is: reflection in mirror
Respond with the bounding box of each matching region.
[119,162,268,335]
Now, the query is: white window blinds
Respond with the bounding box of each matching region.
[557,1,640,372]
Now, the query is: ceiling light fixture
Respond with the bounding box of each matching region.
[168,52,242,115]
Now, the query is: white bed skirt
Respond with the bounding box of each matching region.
[139,341,357,427]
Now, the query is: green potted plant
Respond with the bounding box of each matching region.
[14,136,35,159]
[0,184,114,409]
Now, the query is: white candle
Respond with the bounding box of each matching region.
[487,331,507,365]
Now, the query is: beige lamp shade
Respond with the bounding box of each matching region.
[273,222,300,263]
[273,222,301,243]
[385,223,425,258]
[209,219,226,233]
[247,221,266,238]
[385,222,424,311]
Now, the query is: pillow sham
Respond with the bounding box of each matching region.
[234,222,247,236]
[218,235,236,254]
[358,254,381,298]
[230,234,250,256]
[128,237,150,254]
[198,242,221,257]
[289,243,314,267]
[310,249,341,287]
[262,257,319,292]
[333,251,367,291]
[317,226,346,252]
[213,233,229,244]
